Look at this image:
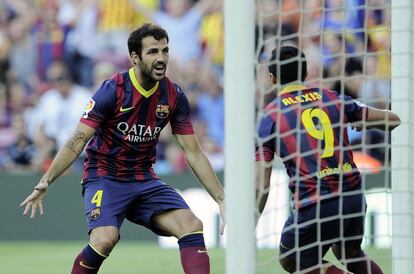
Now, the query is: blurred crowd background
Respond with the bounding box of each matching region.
[0,0,390,175]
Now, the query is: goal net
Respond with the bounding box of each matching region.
[225,0,414,273]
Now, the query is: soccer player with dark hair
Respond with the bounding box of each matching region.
[20,23,225,274]
[256,46,400,274]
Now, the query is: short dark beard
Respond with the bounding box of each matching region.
[138,60,158,87]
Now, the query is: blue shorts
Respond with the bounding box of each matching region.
[279,193,366,268]
[82,178,190,236]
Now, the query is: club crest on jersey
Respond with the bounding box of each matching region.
[90,208,101,220]
[156,104,169,119]
[82,98,95,118]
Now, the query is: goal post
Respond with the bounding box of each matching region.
[224,0,256,274]
[391,0,414,272]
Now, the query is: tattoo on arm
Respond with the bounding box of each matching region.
[42,129,91,186]
[64,131,88,156]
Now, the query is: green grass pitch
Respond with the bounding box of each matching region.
[0,241,390,273]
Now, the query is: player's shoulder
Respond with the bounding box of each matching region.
[300,86,325,95]
[262,99,280,121]
[113,70,131,86]
[163,76,185,95]
[317,87,340,97]
[99,72,122,90]
[305,87,341,102]
[321,88,360,103]
[92,72,125,103]
[104,70,131,90]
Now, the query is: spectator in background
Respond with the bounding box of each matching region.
[321,32,345,90]
[6,114,36,171]
[8,82,28,117]
[130,0,218,65]
[8,17,37,90]
[300,0,325,45]
[255,0,303,65]
[318,0,367,67]
[0,26,10,86]
[33,3,65,82]
[30,60,90,171]
[324,0,358,29]
[180,58,203,92]
[94,0,158,66]
[330,57,364,98]
[0,82,30,152]
[193,121,224,171]
[0,84,8,127]
[92,61,117,89]
[196,68,224,149]
[0,83,15,160]
[322,0,365,43]
[361,55,389,109]
[200,0,224,69]
[58,0,99,88]
[367,0,390,70]
[367,1,390,79]
[0,0,9,27]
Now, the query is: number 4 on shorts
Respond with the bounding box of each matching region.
[91,190,103,207]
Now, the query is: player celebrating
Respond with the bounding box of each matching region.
[20,23,225,274]
[256,46,400,274]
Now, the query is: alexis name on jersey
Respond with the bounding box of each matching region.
[281,91,322,106]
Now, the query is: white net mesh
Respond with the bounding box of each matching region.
[253,0,409,273]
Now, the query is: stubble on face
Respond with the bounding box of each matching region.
[138,37,169,84]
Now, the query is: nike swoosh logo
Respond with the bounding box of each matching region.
[119,106,135,112]
[197,249,208,254]
[80,261,96,269]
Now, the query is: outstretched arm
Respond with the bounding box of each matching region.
[20,122,96,218]
[352,107,401,131]
[175,133,226,233]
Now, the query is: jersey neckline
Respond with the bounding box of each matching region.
[128,68,159,98]
[278,84,309,96]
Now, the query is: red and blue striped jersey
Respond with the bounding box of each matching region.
[80,68,194,183]
[256,85,368,208]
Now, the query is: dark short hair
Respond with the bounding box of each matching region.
[128,23,169,58]
[268,46,307,85]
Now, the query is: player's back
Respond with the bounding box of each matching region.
[258,85,367,207]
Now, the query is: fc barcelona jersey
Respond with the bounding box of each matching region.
[256,85,368,208]
[80,68,194,183]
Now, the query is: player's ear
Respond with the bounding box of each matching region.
[130,51,140,65]
[270,73,277,84]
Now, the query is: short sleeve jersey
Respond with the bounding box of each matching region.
[80,68,194,183]
[256,85,368,208]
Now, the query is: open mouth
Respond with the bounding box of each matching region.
[153,64,165,75]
